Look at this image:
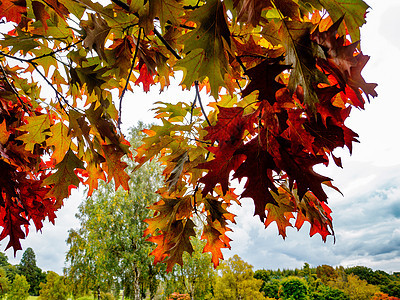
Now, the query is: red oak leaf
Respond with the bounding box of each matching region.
[242,57,291,103]
[272,137,331,202]
[136,63,155,93]
[0,0,26,24]
[233,134,279,221]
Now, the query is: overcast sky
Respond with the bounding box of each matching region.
[5,0,400,275]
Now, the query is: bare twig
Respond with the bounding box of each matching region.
[31,62,68,112]
[190,88,198,124]
[195,81,211,127]
[28,39,83,62]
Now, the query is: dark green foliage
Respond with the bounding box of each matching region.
[345,266,391,286]
[4,264,17,283]
[311,285,350,300]
[17,247,46,296]
[345,265,400,297]
[254,269,270,282]
[280,276,309,300]
[254,269,270,292]
[0,253,8,267]
[262,279,281,299]
[0,253,17,283]
[345,266,375,284]
[381,281,400,298]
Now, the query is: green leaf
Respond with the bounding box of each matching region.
[177,0,231,98]
[17,114,51,152]
[47,122,73,164]
[318,0,369,42]
[277,20,328,108]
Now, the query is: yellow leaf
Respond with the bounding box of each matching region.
[17,114,51,152]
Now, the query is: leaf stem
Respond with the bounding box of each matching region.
[118,27,143,130]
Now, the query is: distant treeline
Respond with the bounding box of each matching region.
[252,262,400,300]
[2,247,400,300]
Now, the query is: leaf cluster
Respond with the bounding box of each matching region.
[0,0,377,271]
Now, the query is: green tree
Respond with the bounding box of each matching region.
[328,274,380,300]
[280,276,309,300]
[39,271,69,300]
[254,269,270,292]
[8,274,30,300]
[317,265,338,285]
[214,255,264,300]
[262,279,282,299]
[311,284,349,300]
[345,266,374,283]
[163,237,215,300]
[0,254,8,268]
[0,254,15,290]
[0,267,9,299]
[17,247,46,295]
[65,124,164,300]
[381,281,400,298]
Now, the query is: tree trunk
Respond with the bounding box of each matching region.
[133,266,141,300]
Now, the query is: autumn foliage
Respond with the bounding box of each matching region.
[0,0,376,270]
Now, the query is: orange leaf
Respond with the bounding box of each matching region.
[102,145,130,191]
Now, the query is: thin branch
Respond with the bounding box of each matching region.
[190,88,198,124]
[118,27,143,130]
[235,56,247,73]
[236,79,243,93]
[31,62,67,112]
[153,27,182,60]
[237,54,267,60]
[0,50,30,63]
[195,81,211,127]
[27,39,83,62]
[0,63,29,112]
[1,50,85,114]
[111,0,130,11]
[109,0,183,61]
[193,184,199,214]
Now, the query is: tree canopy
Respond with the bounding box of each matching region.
[0,0,376,270]
[65,124,165,299]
